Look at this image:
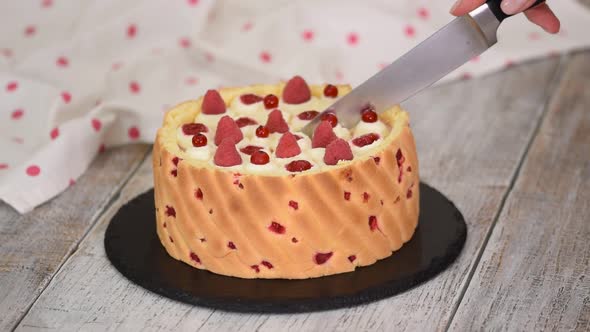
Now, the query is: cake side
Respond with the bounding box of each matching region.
[152,82,419,279]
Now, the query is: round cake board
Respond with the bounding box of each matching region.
[104,183,466,313]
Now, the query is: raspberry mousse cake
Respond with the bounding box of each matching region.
[153,76,420,279]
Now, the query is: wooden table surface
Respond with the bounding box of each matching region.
[1,49,589,331]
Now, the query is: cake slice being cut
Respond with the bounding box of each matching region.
[153,76,420,279]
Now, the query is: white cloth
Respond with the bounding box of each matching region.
[1,0,589,213]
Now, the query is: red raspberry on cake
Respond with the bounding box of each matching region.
[214,139,242,167]
[266,109,289,134]
[276,132,301,158]
[324,138,353,165]
[282,76,311,104]
[202,89,226,114]
[312,121,338,148]
[214,115,243,146]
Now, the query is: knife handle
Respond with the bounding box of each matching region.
[486,0,545,21]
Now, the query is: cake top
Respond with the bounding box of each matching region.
[170,76,397,175]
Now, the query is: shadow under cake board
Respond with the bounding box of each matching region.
[105,183,467,313]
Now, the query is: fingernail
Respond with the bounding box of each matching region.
[450,0,462,14]
[501,0,528,15]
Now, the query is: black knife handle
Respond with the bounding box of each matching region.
[486,0,545,22]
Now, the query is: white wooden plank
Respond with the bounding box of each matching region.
[449,52,590,331]
[0,145,150,331]
[16,57,562,331]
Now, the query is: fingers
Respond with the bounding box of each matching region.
[524,4,561,33]
[450,0,486,16]
[500,0,539,15]
[450,0,561,34]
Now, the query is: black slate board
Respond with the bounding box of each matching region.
[105,183,466,313]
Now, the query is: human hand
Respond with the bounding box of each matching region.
[450,0,560,33]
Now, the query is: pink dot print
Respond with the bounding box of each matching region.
[347,32,359,46]
[128,126,140,140]
[0,163,8,170]
[26,165,41,177]
[111,62,123,71]
[42,0,53,8]
[185,77,198,86]
[129,81,141,94]
[61,91,72,103]
[1,48,13,58]
[417,7,429,19]
[302,30,314,42]
[69,178,76,186]
[404,25,416,38]
[6,81,18,92]
[179,37,191,48]
[127,24,137,38]
[91,118,102,132]
[187,0,199,6]
[24,25,36,37]
[98,144,106,154]
[50,127,59,139]
[259,51,272,63]
[56,56,69,68]
[11,109,24,120]
[242,22,253,32]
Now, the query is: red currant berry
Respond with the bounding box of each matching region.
[321,112,338,128]
[255,125,270,138]
[251,151,270,165]
[263,94,279,109]
[361,109,378,123]
[323,84,338,98]
[192,134,208,147]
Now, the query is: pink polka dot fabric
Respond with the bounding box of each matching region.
[0,0,589,213]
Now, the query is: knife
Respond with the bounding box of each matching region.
[302,0,545,136]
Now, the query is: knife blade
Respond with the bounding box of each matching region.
[302,0,545,136]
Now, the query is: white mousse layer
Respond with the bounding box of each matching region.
[178,91,391,174]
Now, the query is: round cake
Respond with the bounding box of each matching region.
[153,76,420,279]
